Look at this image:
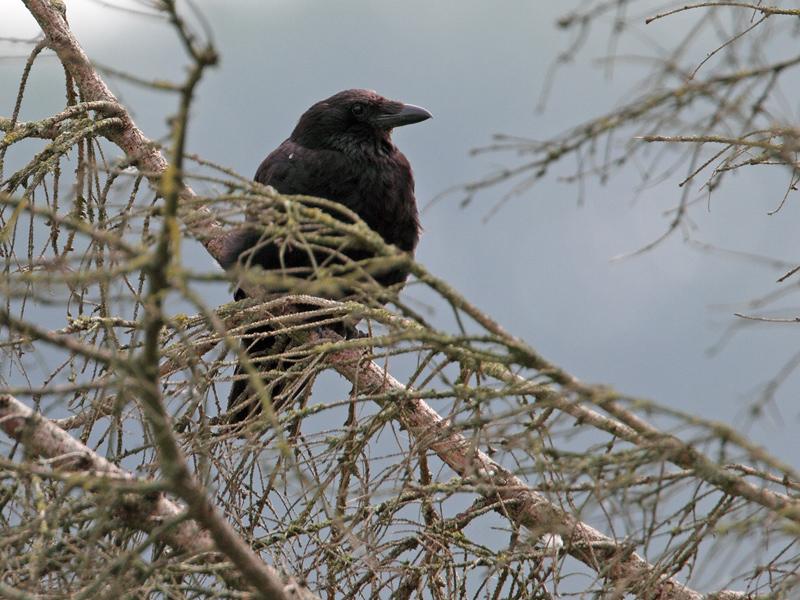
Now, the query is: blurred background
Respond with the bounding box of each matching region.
[2,1,798,480]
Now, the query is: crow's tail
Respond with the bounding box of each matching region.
[227,325,297,425]
[226,307,353,427]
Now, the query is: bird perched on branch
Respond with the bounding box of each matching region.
[221,89,431,425]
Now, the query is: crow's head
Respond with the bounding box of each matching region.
[290,89,431,152]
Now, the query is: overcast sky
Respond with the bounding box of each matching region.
[3,0,799,479]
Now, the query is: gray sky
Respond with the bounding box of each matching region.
[3,0,798,501]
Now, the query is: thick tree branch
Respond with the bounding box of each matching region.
[0,394,316,599]
[0,394,209,554]
[316,335,737,600]
[20,0,228,256]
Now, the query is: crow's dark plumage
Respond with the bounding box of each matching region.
[224,89,431,424]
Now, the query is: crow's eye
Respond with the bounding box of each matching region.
[351,103,365,117]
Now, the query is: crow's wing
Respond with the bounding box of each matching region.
[255,140,362,206]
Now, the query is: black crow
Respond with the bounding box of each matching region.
[223,89,431,424]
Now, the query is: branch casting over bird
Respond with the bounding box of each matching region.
[221,89,432,424]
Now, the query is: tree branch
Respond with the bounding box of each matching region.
[0,393,317,599]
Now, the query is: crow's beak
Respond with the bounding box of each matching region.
[375,103,432,129]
